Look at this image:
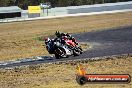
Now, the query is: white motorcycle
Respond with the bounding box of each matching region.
[45,38,74,59]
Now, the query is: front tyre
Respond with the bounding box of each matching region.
[78,46,83,54]
[55,48,67,59]
[55,54,61,59]
[73,49,80,56]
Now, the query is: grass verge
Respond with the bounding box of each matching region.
[0,12,132,61]
[0,55,132,88]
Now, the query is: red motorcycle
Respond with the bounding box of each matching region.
[62,36,83,56]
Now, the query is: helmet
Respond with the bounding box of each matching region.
[61,33,66,36]
[66,33,69,36]
[44,37,50,44]
[55,31,61,38]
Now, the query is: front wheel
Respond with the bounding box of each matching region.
[55,48,67,59]
[55,54,61,59]
[73,46,83,56]
[73,49,80,56]
[77,46,83,54]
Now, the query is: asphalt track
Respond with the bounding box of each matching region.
[0,26,132,68]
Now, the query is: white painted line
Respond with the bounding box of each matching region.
[0,63,8,66]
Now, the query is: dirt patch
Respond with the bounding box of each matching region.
[0,12,132,61]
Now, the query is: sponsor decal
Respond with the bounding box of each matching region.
[76,64,131,85]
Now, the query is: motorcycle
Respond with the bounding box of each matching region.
[45,38,74,59]
[62,36,83,56]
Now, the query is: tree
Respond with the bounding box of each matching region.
[0,0,131,9]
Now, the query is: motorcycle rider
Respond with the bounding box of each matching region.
[44,37,56,54]
[55,31,78,45]
[44,32,83,58]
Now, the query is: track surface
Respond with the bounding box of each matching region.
[0,26,132,68]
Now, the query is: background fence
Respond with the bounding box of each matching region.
[0,1,132,23]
